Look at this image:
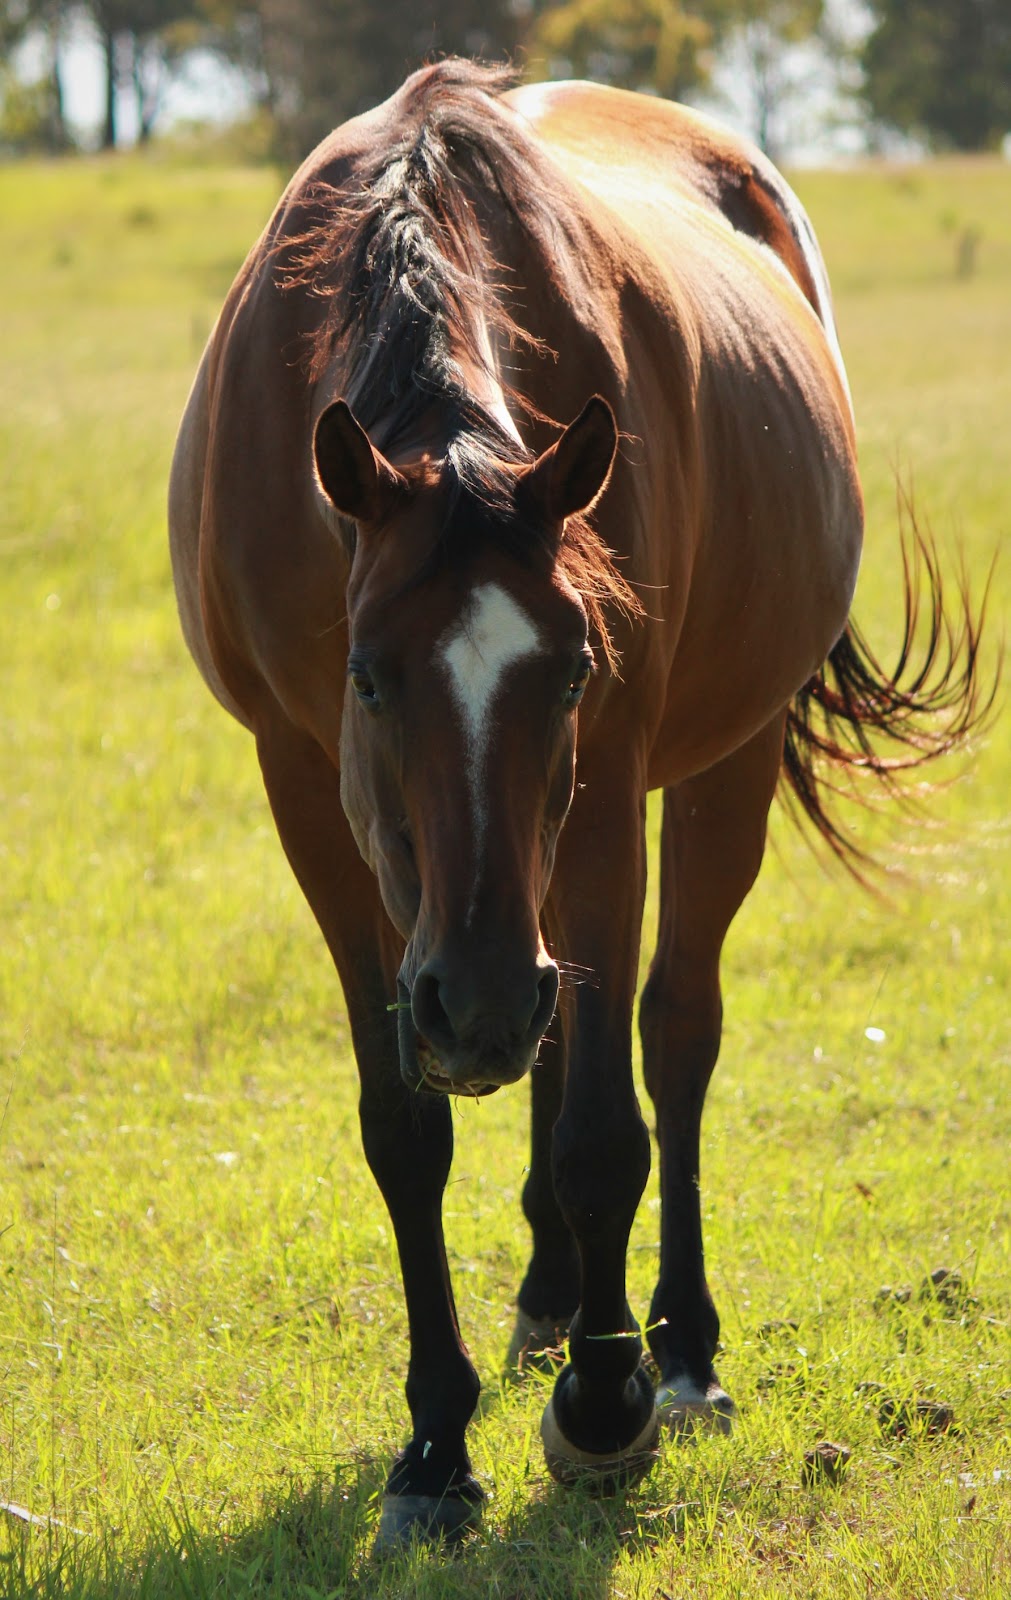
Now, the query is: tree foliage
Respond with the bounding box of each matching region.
[716,0,826,155]
[529,0,828,150]
[531,0,712,100]
[89,0,210,147]
[226,0,522,161]
[0,0,74,150]
[5,0,1008,159]
[862,0,1011,151]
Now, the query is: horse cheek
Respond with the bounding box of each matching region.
[539,723,578,904]
[338,706,386,873]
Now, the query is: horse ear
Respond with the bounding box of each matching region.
[314,400,406,525]
[521,396,618,523]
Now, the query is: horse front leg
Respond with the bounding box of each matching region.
[539,782,659,1484]
[357,1065,483,1544]
[256,717,482,1547]
[509,1007,580,1371]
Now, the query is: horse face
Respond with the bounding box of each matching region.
[343,556,588,1096]
[314,399,617,1096]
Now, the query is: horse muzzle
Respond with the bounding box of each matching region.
[394,957,559,1096]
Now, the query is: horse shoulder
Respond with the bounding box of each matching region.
[171,214,350,747]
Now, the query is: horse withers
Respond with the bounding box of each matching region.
[169,62,987,1546]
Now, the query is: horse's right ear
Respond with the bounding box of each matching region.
[518,395,618,528]
[314,400,407,526]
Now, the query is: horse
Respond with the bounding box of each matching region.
[169,60,988,1547]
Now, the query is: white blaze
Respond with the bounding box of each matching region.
[437,582,542,916]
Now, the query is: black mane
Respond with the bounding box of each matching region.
[279,59,642,660]
[287,62,536,467]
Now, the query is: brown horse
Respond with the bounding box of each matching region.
[169,61,987,1546]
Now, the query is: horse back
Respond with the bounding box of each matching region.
[507,79,850,412]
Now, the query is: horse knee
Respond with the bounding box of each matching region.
[551,1109,651,1237]
[637,966,664,1060]
[359,1092,453,1202]
[521,1162,558,1234]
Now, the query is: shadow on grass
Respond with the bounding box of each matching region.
[4,1458,686,1600]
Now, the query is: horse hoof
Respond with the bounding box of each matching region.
[507,1308,570,1373]
[540,1391,660,1491]
[656,1375,735,1436]
[375,1486,483,1551]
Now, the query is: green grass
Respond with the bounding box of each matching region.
[0,150,1008,1598]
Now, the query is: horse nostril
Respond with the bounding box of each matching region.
[411,970,456,1052]
[533,963,560,1034]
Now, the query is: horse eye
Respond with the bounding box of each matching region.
[349,670,379,706]
[564,661,592,708]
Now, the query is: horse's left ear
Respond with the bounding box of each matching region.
[314,399,407,526]
[521,396,618,523]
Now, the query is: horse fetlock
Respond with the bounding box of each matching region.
[403,1372,481,1463]
[647,1287,721,1379]
[548,1359,656,1456]
[541,1364,659,1489]
[385,1436,481,1501]
[565,1303,644,1387]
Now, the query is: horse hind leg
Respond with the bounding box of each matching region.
[639,712,786,1433]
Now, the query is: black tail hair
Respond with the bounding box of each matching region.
[781,502,998,881]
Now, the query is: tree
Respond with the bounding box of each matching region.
[712,0,826,156]
[0,0,73,150]
[88,0,210,148]
[530,0,712,100]
[862,0,1011,151]
[527,0,830,151]
[222,0,524,161]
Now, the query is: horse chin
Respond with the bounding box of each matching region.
[410,1036,502,1098]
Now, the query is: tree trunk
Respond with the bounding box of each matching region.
[48,14,69,150]
[132,37,163,144]
[751,26,775,156]
[101,25,117,150]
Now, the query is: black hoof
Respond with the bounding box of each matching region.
[374,1480,484,1551]
[541,1364,659,1491]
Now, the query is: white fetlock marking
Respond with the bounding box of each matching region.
[541,1394,660,1469]
[656,1375,735,1435]
[508,1308,569,1369]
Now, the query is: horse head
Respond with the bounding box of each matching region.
[313,396,618,1096]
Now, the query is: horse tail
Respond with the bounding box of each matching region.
[780,507,998,881]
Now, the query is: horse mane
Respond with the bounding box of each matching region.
[278,58,643,666]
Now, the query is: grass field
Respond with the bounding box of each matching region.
[0,147,1008,1598]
